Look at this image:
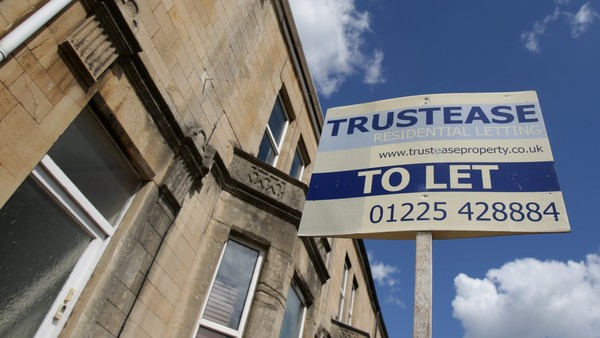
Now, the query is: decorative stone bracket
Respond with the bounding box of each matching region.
[61,14,118,87]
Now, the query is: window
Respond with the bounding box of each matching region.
[348,279,358,326]
[257,96,290,166]
[0,107,139,338]
[289,139,309,180]
[196,239,264,338]
[337,258,350,321]
[278,282,307,338]
[289,148,305,179]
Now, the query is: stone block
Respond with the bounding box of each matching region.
[0,82,17,120]
[46,57,76,93]
[155,243,185,286]
[26,26,59,70]
[138,0,160,37]
[115,241,153,288]
[151,28,177,73]
[0,1,33,32]
[126,302,150,331]
[68,314,117,338]
[260,247,294,296]
[0,56,24,86]
[8,72,53,122]
[0,105,40,176]
[147,198,174,237]
[17,49,62,105]
[47,1,87,42]
[171,40,193,82]
[105,276,137,315]
[147,264,181,306]
[166,80,188,117]
[138,221,163,256]
[140,306,167,338]
[167,227,195,270]
[96,300,127,337]
[120,320,152,338]
[168,6,190,44]
[244,289,285,338]
[138,281,175,323]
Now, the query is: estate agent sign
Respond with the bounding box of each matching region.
[298,91,570,239]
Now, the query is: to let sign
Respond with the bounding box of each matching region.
[298,91,570,239]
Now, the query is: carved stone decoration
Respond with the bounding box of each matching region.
[331,319,371,338]
[228,148,307,214]
[116,0,140,31]
[61,15,119,86]
[248,165,287,199]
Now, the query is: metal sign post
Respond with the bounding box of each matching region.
[413,231,432,338]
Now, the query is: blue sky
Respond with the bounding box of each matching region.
[290,0,600,337]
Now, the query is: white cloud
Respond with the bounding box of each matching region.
[371,261,400,287]
[521,8,561,53]
[453,254,600,338]
[289,0,385,97]
[569,2,600,37]
[364,49,385,85]
[521,2,599,53]
[367,250,401,287]
[367,250,404,308]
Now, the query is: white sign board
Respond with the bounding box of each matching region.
[299,91,570,239]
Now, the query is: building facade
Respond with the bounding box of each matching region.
[0,0,388,337]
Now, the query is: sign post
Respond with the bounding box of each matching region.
[413,231,432,338]
[298,91,570,336]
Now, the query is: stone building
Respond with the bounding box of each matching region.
[0,0,388,337]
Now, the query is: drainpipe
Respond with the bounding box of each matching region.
[0,0,73,63]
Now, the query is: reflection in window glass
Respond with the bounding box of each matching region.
[258,133,276,165]
[268,99,287,144]
[0,178,91,338]
[289,148,305,180]
[202,240,260,331]
[48,107,139,225]
[279,284,306,338]
[257,96,289,166]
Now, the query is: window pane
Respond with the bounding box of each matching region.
[196,327,230,338]
[202,240,259,330]
[268,99,288,145]
[48,107,139,225]
[0,178,92,338]
[257,132,276,165]
[289,149,304,179]
[279,286,305,338]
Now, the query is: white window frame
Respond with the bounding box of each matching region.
[260,96,290,166]
[196,239,264,338]
[337,259,349,322]
[348,279,358,326]
[29,154,135,338]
